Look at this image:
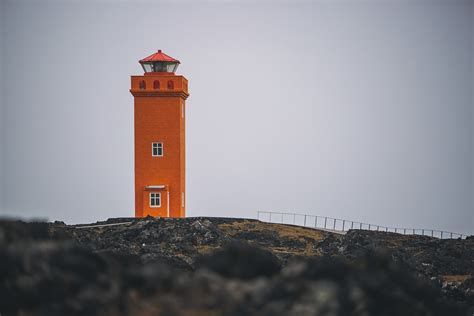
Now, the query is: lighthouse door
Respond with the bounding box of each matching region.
[142,188,169,217]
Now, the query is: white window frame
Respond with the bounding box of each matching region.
[149,192,161,208]
[152,142,163,157]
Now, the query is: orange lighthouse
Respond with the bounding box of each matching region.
[130,50,189,218]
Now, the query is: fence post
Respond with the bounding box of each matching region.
[360,223,362,230]
[315,216,318,228]
[293,214,296,224]
[351,222,354,229]
[333,219,336,230]
[422,229,424,236]
[342,220,345,231]
[369,224,371,230]
[304,215,307,227]
[324,217,327,229]
[450,232,453,239]
[403,228,406,235]
[441,231,443,239]
[377,225,379,231]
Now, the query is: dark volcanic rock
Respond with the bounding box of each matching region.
[0,218,472,315]
[197,242,281,279]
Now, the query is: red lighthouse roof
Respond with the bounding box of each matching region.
[139,50,180,64]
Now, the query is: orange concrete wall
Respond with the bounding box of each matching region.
[131,74,189,218]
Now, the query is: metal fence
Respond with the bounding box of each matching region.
[257,211,469,239]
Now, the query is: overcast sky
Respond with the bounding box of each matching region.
[0,0,472,235]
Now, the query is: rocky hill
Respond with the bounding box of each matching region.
[0,216,472,315]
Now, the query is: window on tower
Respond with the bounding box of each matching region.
[152,142,163,157]
[153,80,160,90]
[149,192,161,207]
[139,80,146,90]
[167,80,174,90]
[142,63,153,72]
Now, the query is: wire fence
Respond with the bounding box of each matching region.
[257,211,469,239]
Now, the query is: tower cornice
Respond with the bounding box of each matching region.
[130,90,189,99]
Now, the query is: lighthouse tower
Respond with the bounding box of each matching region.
[130,50,189,218]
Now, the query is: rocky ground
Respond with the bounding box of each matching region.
[0,216,472,315]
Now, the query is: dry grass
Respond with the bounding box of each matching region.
[196,245,220,255]
[217,220,337,256]
[218,220,329,242]
[440,275,472,283]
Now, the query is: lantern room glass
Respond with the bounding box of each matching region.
[141,61,179,73]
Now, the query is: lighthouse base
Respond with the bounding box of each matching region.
[140,185,170,218]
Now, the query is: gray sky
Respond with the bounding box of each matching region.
[0,0,472,235]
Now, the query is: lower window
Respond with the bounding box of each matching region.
[149,192,161,207]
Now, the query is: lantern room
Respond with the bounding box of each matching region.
[139,49,180,73]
